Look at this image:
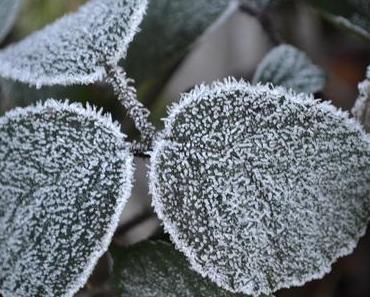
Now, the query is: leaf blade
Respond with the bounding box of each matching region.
[0,100,134,297]
[150,80,370,296]
[111,241,255,297]
[253,44,326,94]
[0,0,148,87]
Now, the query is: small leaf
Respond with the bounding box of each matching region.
[304,0,370,41]
[0,100,134,297]
[352,66,370,131]
[123,0,237,103]
[150,79,370,296]
[111,241,257,297]
[0,0,23,43]
[253,44,326,94]
[0,0,148,88]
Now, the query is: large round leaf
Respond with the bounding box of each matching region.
[0,100,134,297]
[111,241,255,297]
[150,80,370,296]
[0,0,148,87]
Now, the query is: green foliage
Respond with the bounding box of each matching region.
[253,44,326,94]
[123,0,236,103]
[0,100,134,297]
[111,241,255,297]
[150,80,370,296]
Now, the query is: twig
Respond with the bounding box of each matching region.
[113,210,156,239]
[239,4,282,46]
[106,65,157,156]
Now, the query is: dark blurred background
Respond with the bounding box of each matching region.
[1,1,370,297]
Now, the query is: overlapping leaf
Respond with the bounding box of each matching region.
[305,0,370,41]
[0,0,23,43]
[0,0,148,87]
[111,241,255,297]
[123,0,237,102]
[0,100,134,297]
[150,80,370,296]
[253,44,326,94]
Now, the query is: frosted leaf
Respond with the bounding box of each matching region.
[111,241,261,297]
[0,100,134,297]
[305,0,370,41]
[124,0,237,102]
[150,80,370,296]
[352,66,370,131]
[0,0,23,43]
[253,44,326,94]
[0,0,148,88]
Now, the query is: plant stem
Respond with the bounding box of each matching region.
[239,4,282,46]
[106,65,157,156]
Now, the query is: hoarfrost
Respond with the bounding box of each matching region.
[0,0,23,43]
[0,0,148,88]
[150,79,370,296]
[253,44,326,94]
[112,241,259,297]
[0,100,135,297]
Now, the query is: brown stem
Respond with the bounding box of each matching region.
[106,65,157,156]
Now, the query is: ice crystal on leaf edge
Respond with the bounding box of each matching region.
[149,78,370,296]
[0,99,135,297]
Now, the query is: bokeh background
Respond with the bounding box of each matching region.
[1,1,370,297]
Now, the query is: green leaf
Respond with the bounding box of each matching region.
[0,100,134,297]
[253,44,326,94]
[0,0,23,43]
[111,241,257,297]
[0,0,148,87]
[123,0,237,103]
[305,0,370,41]
[352,66,370,131]
[150,79,370,296]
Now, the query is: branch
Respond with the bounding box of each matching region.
[239,4,282,46]
[106,65,157,156]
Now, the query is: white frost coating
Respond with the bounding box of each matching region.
[0,99,135,297]
[253,44,326,94]
[0,0,148,88]
[0,0,23,43]
[149,79,370,296]
[113,241,260,297]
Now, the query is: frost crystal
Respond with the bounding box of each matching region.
[150,80,370,296]
[112,241,258,297]
[0,100,134,297]
[253,44,326,94]
[0,0,148,88]
[0,0,23,43]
